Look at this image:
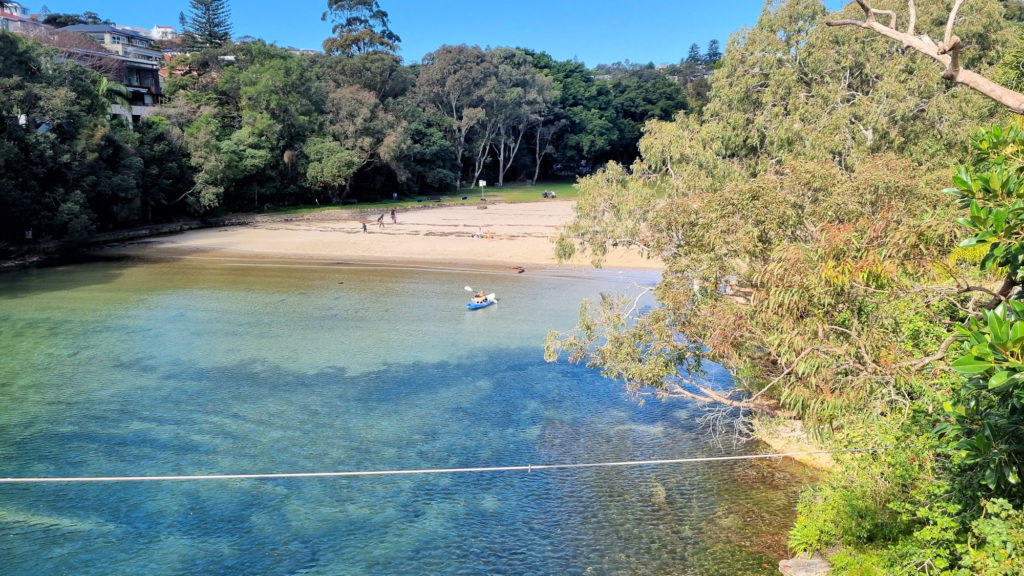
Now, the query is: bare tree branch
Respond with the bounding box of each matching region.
[911,333,957,369]
[826,0,1024,114]
[662,380,781,415]
[872,8,898,27]
[748,349,811,403]
[985,275,1018,309]
[907,0,917,35]
[944,0,965,46]
[29,28,125,81]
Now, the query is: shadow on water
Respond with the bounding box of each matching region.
[0,257,137,300]
[0,345,810,576]
[0,239,278,300]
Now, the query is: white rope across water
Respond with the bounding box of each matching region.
[0,448,886,484]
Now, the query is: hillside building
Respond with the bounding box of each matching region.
[61,24,163,115]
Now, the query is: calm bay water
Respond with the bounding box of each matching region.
[0,257,807,575]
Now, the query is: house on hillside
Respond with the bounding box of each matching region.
[1,2,45,35]
[61,24,163,117]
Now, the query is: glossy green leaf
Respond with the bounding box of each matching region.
[951,355,993,376]
[987,370,1019,392]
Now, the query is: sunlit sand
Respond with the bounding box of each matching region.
[104,201,663,271]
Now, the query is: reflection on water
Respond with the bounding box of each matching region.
[0,259,812,575]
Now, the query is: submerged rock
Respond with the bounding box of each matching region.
[779,552,829,576]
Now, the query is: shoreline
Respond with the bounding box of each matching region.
[96,201,664,272]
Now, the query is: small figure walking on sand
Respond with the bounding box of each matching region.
[377,213,385,229]
[362,222,367,233]
[390,208,396,224]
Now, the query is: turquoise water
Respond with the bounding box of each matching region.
[0,258,806,575]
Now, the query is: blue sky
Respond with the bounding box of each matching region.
[27,0,846,66]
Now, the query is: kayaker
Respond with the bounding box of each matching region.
[473,290,487,303]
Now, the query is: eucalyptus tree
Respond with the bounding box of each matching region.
[319,51,413,101]
[529,116,566,185]
[484,47,557,187]
[322,0,400,56]
[548,8,1024,567]
[417,44,494,188]
[549,0,1013,426]
[316,83,398,200]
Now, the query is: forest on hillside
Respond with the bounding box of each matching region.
[0,0,721,245]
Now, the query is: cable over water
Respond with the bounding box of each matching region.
[0,447,886,484]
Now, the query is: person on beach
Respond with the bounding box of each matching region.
[362,222,367,233]
[377,213,385,229]
[390,208,396,224]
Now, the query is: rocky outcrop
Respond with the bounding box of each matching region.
[779,552,830,576]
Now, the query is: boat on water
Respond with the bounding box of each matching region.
[467,293,497,310]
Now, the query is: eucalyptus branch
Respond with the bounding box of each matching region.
[662,379,781,414]
[871,7,898,27]
[173,186,197,204]
[826,0,1024,113]
[827,324,883,374]
[907,277,1017,370]
[959,283,1008,305]
[622,285,654,318]
[944,0,965,47]
[985,275,1018,310]
[911,333,957,369]
[748,348,811,403]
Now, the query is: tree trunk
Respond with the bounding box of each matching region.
[532,121,544,185]
[496,123,525,188]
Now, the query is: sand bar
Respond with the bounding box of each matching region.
[103,201,662,271]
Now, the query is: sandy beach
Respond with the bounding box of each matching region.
[103,201,662,271]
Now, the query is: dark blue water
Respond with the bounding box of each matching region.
[0,259,805,575]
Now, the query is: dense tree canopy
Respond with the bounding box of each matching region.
[0,33,191,243]
[548,0,1024,572]
[3,6,709,244]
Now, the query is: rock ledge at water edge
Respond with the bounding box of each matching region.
[779,552,830,576]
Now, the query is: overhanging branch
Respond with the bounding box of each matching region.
[826,0,1024,114]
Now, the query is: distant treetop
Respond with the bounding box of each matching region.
[182,0,232,50]
[322,0,401,57]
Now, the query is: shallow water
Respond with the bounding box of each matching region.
[0,258,809,575]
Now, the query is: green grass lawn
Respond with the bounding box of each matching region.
[269,181,579,215]
[478,181,578,202]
